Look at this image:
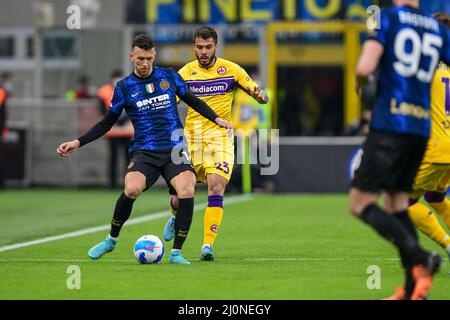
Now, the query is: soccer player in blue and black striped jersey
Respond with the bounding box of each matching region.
[349,0,450,299]
[57,34,232,265]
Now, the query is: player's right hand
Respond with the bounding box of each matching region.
[56,139,80,157]
[215,117,233,135]
[247,86,268,104]
[355,79,362,96]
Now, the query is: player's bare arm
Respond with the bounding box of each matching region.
[356,40,384,94]
[248,86,269,104]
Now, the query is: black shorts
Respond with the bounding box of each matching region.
[351,130,427,193]
[125,148,196,194]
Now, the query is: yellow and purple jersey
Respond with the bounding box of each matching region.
[412,63,450,197]
[179,57,259,136]
[178,57,259,182]
[423,63,450,164]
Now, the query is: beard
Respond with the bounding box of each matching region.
[196,52,216,67]
[136,67,150,77]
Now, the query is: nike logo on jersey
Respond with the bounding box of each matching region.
[131,92,140,98]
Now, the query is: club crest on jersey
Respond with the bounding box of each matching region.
[217,67,227,75]
[146,83,155,93]
[160,80,170,90]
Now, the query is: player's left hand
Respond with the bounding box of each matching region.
[248,86,268,104]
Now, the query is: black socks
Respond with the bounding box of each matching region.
[393,210,418,297]
[110,192,135,238]
[173,198,194,250]
[360,204,426,266]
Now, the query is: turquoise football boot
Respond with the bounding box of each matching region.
[163,215,175,242]
[88,236,116,260]
[199,245,214,261]
[169,250,191,265]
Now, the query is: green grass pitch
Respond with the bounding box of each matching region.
[0,188,449,299]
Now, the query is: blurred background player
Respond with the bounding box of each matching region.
[74,74,94,99]
[57,34,232,265]
[231,72,275,193]
[163,26,268,261]
[97,69,134,188]
[0,72,13,97]
[349,0,450,300]
[408,12,450,271]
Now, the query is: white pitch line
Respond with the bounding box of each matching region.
[0,259,136,262]
[0,194,253,253]
[246,258,346,261]
[0,258,196,262]
[0,257,402,263]
[244,258,400,261]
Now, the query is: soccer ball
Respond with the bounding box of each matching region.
[134,235,165,264]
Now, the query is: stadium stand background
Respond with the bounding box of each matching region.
[1,0,449,191]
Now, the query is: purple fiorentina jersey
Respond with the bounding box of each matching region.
[178,57,260,128]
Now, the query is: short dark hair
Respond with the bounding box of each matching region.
[132,34,155,50]
[434,12,450,28]
[193,26,218,44]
